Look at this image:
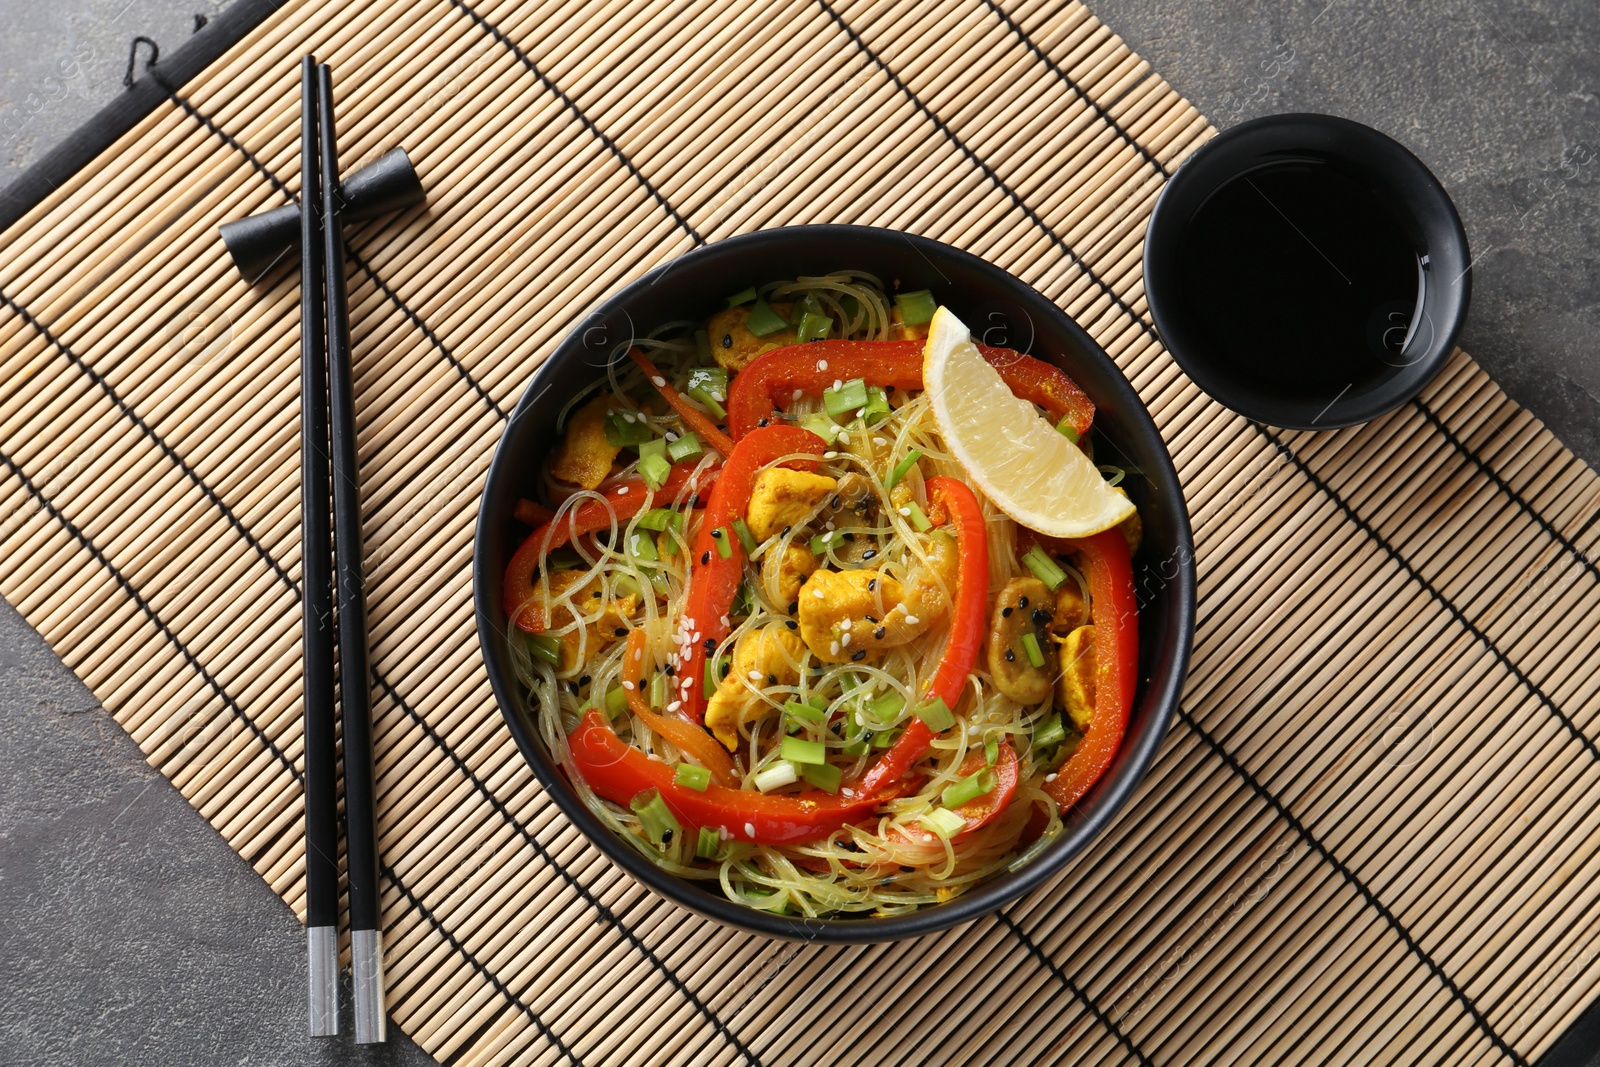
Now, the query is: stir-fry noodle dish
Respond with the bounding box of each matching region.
[504,272,1142,918]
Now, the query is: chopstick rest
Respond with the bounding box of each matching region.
[218,145,423,279]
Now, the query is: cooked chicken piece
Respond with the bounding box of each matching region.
[746,467,837,541]
[889,307,930,341]
[1056,625,1096,731]
[761,541,818,609]
[985,577,1054,704]
[1115,487,1143,555]
[529,570,638,675]
[1050,580,1090,636]
[705,626,806,749]
[707,302,797,372]
[548,394,621,490]
[797,532,959,663]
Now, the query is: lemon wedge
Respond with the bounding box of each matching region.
[924,306,1134,538]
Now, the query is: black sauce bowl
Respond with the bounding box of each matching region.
[1144,113,1471,429]
[473,225,1195,942]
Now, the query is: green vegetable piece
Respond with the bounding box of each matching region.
[920,807,966,837]
[823,377,870,418]
[696,825,721,860]
[648,672,668,709]
[668,432,703,462]
[984,733,1000,766]
[915,697,955,733]
[1021,632,1046,669]
[1056,415,1080,444]
[1022,544,1068,590]
[942,767,997,809]
[905,500,932,533]
[638,438,667,459]
[862,385,892,425]
[731,517,759,555]
[712,526,733,559]
[604,411,654,447]
[871,730,898,749]
[627,528,659,563]
[800,762,843,794]
[867,692,905,721]
[637,452,672,490]
[1034,712,1066,750]
[630,789,681,846]
[884,449,923,491]
[726,287,758,308]
[636,507,676,532]
[604,685,628,719]
[528,633,561,666]
[685,366,728,418]
[780,736,827,765]
[674,764,712,792]
[894,289,937,326]
[784,699,828,724]
[796,310,833,343]
[745,298,789,337]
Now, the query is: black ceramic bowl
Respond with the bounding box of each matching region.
[1144,113,1471,429]
[474,225,1195,942]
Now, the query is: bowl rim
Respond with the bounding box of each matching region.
[473,223,1196,942]
[1143,112,1472,430]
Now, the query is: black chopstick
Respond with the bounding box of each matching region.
[317,60,388,1046]
[298,53,341,1041]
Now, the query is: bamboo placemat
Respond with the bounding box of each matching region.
[3,0,1599,1063]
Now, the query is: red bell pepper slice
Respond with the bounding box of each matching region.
[626,347,737,457]
[567,710,897,845]
[856,476,990,794]
[1041,527,1138,811]
[673,424,826,723]
[725,339,1094,440]
[504,461,714,632]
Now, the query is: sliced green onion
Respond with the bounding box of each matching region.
[630,789,681,846]
[726,286,758,308]
[627,528,659,563]
[604,685,628,719]
[686,367,728,418]
[745,298,789,337]
[796,310,833,343]
[920,807,966,837]
[546,547,584,571]
[915,697,955,733]
[528,633,561,666]
[638,438,667,459]
[730,581,756,618]
[648,672,668,709]
[780,736,826,765]
[807,692,831,710]
[712,526,733,559]
[1021,632,1046,668]
[1056,415,1080,443]
[894,289,937,326]
[801,413,838,443]
[667,432,703,462]
[1034,712,1066,749]
[942,767,997,809]
[704,662,719,699]
[754,759,799,792]
[808,531,839,557]
[800,762,843,793]
[884,449,922,491]
[862,385,892,426]
[823,377,870,418]
[637,451,672,490]
[905,500,932,533]
[984,733,1000,766]
[604,411,654,447]
[1022,544,1068,590]
[871,729,898,749]
[674,764,711,792]
[842,738,869,757]
[867,691,905,721]
[696,825,721,860]
[648,571,671,598]
[694,329,712,362]
[731,517,759,555]
[636,507,676,532]
[784,699,828,724]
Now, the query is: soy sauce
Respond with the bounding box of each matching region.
[1176,161,1422,399]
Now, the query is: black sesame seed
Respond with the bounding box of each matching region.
[861,549,877,560]
[1018,596,1030,608]
[851,650,867,662]
[613,627,629,638]
[579,674,591,686]
[591,590,602,598]
[865,614,878,623]
[1004,648,1016,662]
[712,528,724,538]
[703,638,716,652]
[567,681,580,695]
[662,829,674,843]
[1031,608,1052,626]
[830,496,841,508]
[874,626,887,640]
[664,665,676,677]
[701,552,712,565]
[1001,606,1014,618]
[758,417,769,428]
[867,579,877,592]
[843,532,856,542]
[767,674,778,685]
[721,333,733,348]
[785,619,799,631]
[899,865,914,873]
[789,601,800,614]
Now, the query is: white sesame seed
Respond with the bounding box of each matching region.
[651,375,667,387]
[817,359,829,371]
[720,826,731,841]
[793,389,804,401]
[856,712,866,726]
[874,437,888,446]
[622,681,635,690]
[667,700,682,712]
[711,391,724,402]
[749,670,764,681]
[904,615,920,625]
[719,615,730,628]
[854,408,867,420]
[665,431,679,442]
[622,411,636,423]
[832,379,843,390]
[839,618,851,630]
[898,506,911,516]
[824,450,838,459]
[829,641,840,656]
[812,588,826,599]
[841,787,855,797]
[841,632,852,647]
[836,430,850,443]
[1045,773,1058,783]
[617,486,630,495]
[744,822,755,837]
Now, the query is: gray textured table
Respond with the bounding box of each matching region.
[0,1,1594,1064]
